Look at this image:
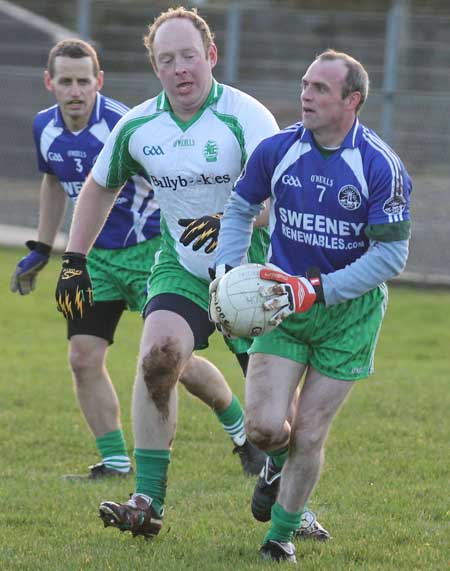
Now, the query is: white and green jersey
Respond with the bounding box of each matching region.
[92,79,279,280]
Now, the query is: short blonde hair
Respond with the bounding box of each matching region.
[143,6,214,66]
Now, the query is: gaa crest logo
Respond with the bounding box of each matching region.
[143,145,164,156]
[204,140,218,162]
[338,185,361,211]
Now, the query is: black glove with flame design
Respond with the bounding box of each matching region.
[178,213,222,254]
[55,252,94,319]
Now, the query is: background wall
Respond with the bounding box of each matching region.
[1,0,448,282]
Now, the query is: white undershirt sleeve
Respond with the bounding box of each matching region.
[215,192,263,269]
[322,240,409,305]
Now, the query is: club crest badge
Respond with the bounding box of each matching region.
[383,195,406,215]
[338,185,361,211]
[204,140,218,162]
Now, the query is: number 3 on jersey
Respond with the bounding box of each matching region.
[74,158,83,173]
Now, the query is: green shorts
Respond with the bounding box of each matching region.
[248,226,270,265]
[146,246,252,354]
[87,237,161,312]
[249,284,388,381]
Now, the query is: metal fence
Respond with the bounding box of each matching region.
[1,0,449,282]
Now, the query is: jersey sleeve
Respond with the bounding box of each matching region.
[365,151,412,241]
[234,137,278,205]
[32,115,52,174]
[215,193,263,269]
[91,113,144,189]
[322,239,409,305]
[242,101,279,158]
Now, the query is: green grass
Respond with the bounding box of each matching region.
[1,246,449,570]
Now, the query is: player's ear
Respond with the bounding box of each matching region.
[347,91,361,111]
[208,42,218,69]
[44,70,53,93]
[97,70,105,91]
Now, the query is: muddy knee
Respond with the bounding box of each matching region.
[141,339,183,416]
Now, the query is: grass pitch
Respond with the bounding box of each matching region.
[0,246,449,570]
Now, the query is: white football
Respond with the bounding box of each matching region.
[213,263,279,338]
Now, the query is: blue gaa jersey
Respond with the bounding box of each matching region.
[234,119,412,276]
[33,93,160,249]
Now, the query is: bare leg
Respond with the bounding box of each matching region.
[180,352,266,475]
[179,354,232,412]
[69,335,120,437]
[278,368,354,512]
[133,310,194,449]
[244,353,306,452]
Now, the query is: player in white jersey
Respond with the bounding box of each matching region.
[53,8,279,537]
[210,50,412,562]
[9,39,258,483]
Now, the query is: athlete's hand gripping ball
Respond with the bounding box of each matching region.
[10,240,51,295]
[55,252,94,319]
[178,213,222,254]
[259,266,320,325]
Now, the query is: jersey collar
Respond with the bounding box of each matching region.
[299,118,363,150]
[156,78,223,113]
[54,93,103,130]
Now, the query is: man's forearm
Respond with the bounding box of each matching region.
[322,240,409,305]
[215,192,262,268]
[66,173,120,254]
[37,174,68,247]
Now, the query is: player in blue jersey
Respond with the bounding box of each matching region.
[10,39,262,481]
[211,50,412,562]
[10,39,149,479]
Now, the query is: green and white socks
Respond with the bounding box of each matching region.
[268,446,289,469]
[96,429,131,473]
[215,394,246,446]
[130,396,244,517]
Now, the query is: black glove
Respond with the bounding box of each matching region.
[55,252,94,319]
[305,266,325,303]
[10,240,51,295]
[178,213,222,254]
